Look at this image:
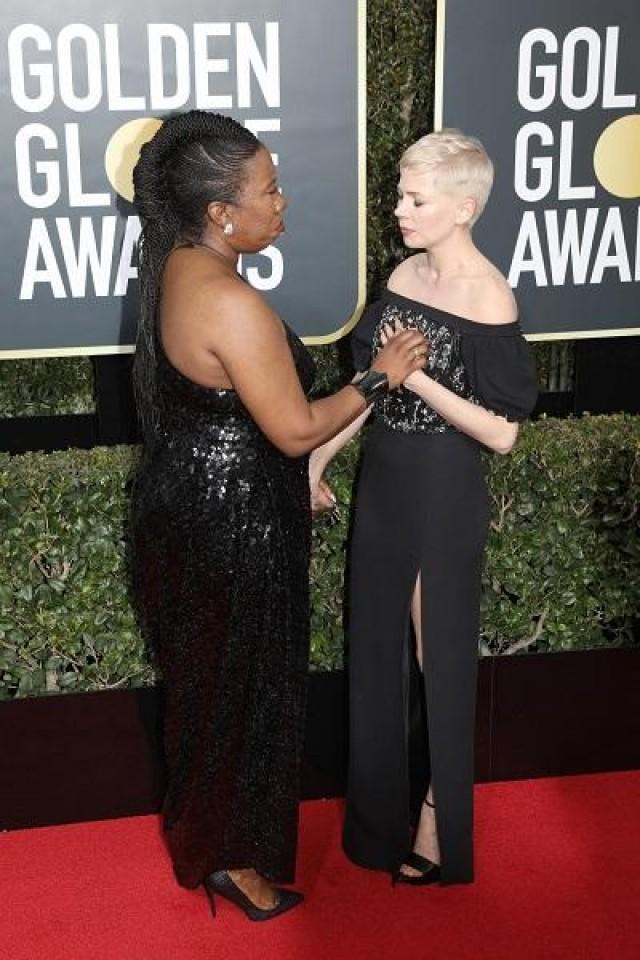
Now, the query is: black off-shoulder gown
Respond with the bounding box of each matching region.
[343,291,538,884]
[131,328,314,889]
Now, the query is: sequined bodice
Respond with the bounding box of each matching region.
[148,325,315,461]
[371,300,476,434]
[134,324,315,520]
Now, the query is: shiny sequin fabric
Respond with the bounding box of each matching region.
[130,327,315,889]
[371,301,476,434]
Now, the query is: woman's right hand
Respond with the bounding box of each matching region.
[310,476,336,518]
[371,326,429,389]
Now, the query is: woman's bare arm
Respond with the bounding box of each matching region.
[200,281,426,457]
[308,405,372,489]
[402,371,518,454]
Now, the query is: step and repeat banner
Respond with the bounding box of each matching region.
[0,1,365,357]
[437,0,640,339]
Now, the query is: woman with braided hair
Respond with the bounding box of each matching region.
[129,110,427,922]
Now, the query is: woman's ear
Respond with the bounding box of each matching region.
[456,196,477,226]
[206,201,231,230]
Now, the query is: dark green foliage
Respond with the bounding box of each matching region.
[0,447,152,698]
[0,357,95,417]
[481,416,640,655]
[366,0,436,297]
[1,416,638,698]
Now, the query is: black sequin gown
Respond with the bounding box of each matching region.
[131,328,315,889]
[343,291,538,884]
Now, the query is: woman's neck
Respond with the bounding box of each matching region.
[181,237,238,270]
[420,232,480,283]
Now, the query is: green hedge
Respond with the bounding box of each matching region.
[1,415,638,700]
[0,357,95,417]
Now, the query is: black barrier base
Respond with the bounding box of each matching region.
[573,337,640,416]
[1,648,639,831]
[532,391,574,419]
[0,414,96,454]
[92,356,140,445]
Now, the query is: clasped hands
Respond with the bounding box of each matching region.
[379,320,430,391]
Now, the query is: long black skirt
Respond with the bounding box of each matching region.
[343,424,490,884]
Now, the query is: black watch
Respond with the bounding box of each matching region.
[353,368,389,406]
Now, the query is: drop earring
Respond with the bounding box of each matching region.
[223,223,234,236]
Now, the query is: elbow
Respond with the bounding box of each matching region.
[273,431,315,458]
[493,439,515,456]
[281,440,311,458]
[490,422,519,455]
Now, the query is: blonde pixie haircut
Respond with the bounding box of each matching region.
[400,129,494,225]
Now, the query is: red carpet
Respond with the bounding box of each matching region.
[2,772,639,960]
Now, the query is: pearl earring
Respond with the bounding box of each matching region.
[223,223,233,236]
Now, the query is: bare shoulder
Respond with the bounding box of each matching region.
[158,251,295,394]
[171,252,281,328]
[387,255,423,293]
[202,272,272,322]
[200,277,290,360]
[468,270,517,326]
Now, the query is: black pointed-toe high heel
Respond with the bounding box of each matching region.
[204,870,304,922]
[392,797,441,887]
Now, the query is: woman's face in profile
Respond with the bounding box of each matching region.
[394,168,463,250]
[231,147,288,253]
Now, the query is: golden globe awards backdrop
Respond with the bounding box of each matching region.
[0,1,365,357]
[436,0,640,339]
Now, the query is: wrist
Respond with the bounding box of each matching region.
[309,463,324,486]
[351,368,389,406]
[309,452,324,480]
[405,369,428,388]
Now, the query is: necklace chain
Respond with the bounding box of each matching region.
[181,240,237,268]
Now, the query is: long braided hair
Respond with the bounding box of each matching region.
[132,110,261,440]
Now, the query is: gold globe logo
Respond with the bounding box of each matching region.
[593,114,640,199]
[104,118,163,203]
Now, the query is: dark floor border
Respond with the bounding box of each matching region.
[1,648,638,830]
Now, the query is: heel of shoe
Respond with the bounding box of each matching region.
[205,870,303,922]
[204,885,217,918]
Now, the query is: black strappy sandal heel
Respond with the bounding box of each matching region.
[392,798,441,886]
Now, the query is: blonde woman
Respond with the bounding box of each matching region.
[310,130,537,886]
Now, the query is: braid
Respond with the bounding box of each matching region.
[132,111,261,440]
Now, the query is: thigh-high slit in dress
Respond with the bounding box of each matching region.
[343,291,537,884]
[131,327,315,890]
